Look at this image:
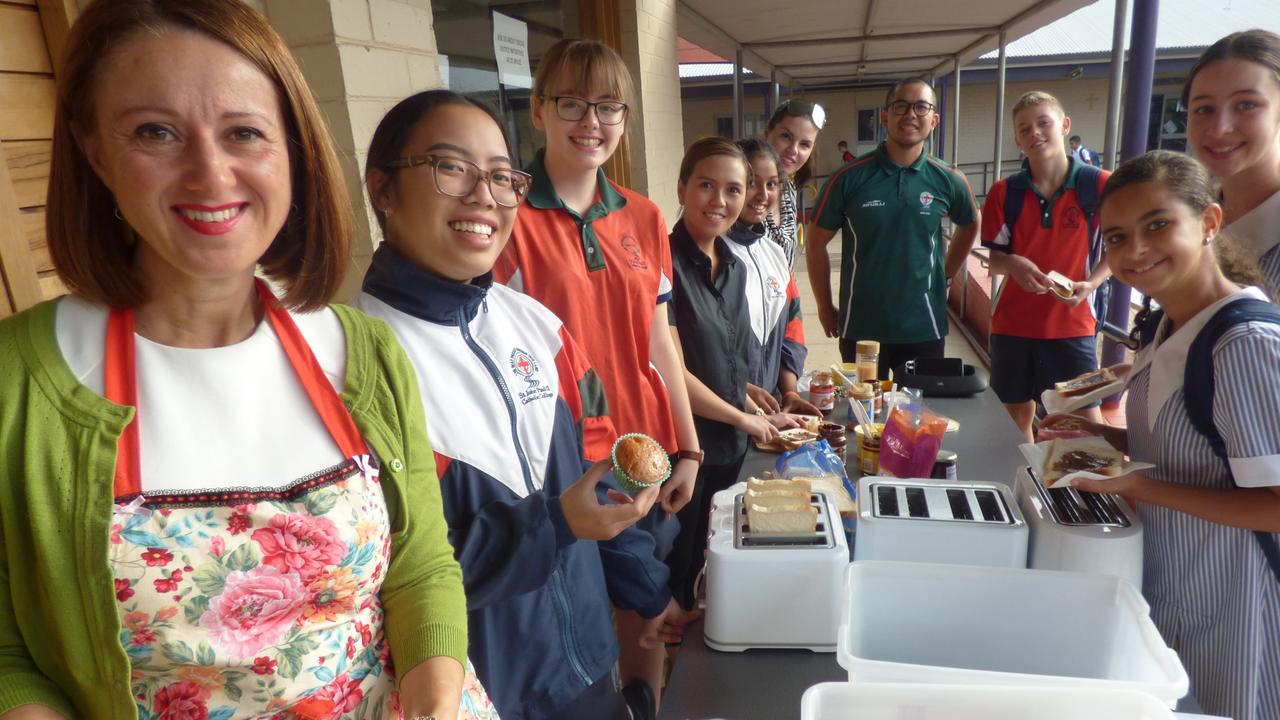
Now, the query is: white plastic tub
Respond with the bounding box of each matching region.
[838,561,1188,706]
[801,682,1176,720]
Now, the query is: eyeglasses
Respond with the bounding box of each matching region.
[384,155,532,208]
[888,100,936,117]
[546,96,628,125]
[776,99,827,129]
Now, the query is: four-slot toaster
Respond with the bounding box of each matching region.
[853,476,1029,568]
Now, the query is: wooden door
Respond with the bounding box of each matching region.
[0,0,75,318]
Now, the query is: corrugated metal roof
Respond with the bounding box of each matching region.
[981,0,1280,58]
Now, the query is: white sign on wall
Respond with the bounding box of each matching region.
[491,11,532,89]
[438,54,450,89]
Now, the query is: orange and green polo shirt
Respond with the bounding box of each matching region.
[494,151,678,453]
[981,158,1111,339]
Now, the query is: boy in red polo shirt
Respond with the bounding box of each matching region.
[982,91,1112,441]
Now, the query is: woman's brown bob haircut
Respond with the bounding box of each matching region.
[48,0,352,311]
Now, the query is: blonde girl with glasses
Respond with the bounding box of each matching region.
[491,39,701,719]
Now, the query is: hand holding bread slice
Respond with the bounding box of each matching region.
[1041,438,1126,487]
[1054,366,1119,398]
[1018,436,1154,489]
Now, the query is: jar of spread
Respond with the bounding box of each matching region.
[809,371,836,414]
[931,450,958,481]
[818,422,848,461]
[854,422,885,476]
[855,340,880,382]
[847,382,875,424]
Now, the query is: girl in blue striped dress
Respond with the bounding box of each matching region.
[1047,150,1280,720]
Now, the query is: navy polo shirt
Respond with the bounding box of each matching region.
[668,219,753,465]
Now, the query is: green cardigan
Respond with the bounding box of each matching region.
[0,300,468,718]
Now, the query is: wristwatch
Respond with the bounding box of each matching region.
[677,449,705,465]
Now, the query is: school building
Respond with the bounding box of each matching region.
[0,0,1274,319]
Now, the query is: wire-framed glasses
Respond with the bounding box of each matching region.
[384,155,532,208]
[888,100,936,117]
[548,96,628,125]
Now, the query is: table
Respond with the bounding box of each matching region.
[658,389,1209,719]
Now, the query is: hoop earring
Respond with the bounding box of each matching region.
[114,207,136,247]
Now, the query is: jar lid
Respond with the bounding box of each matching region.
[855,340,880,354]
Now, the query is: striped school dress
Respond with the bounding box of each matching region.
[1125,287,1280,720]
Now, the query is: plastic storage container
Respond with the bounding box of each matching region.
[801,682,1175,720]
[837,561,1188,706]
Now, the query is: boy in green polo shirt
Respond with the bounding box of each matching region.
[807,77,980,377]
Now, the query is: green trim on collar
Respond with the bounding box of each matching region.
[1011,156,1086,229]
[524,150,627,272]
[873,140,929,173]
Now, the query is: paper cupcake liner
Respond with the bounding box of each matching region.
[611,432,672,492]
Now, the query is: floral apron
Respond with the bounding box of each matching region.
[106,281,498,719]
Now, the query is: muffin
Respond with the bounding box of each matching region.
[611,433,672,492]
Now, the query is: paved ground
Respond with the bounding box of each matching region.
[790,244,987,373]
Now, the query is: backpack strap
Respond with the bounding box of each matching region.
[1001,165,1032,237]
[1182,297,1280,587]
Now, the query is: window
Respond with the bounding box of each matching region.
[1147,94,1187,153]
[429,0,580,168]
[857,108,880,143]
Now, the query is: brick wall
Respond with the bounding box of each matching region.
[264,0,443,300]
[619,0,684,226]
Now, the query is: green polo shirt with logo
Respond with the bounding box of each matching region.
[813,142,978,344]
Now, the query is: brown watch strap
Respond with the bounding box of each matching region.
[677,449,705,464]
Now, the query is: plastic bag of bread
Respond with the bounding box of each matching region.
[878,405,948,479]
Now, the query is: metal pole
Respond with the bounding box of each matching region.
[733,48,744,138]
[951,56,961,165]
[766,70,777,119]
[937,75,948,159]
[1102,0,1131,170]
[772,79,781,113]
[993,30,1007,182]
[1101,0,1159,386]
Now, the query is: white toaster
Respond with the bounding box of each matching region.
[1014,465,1144,589]
[702,482,849,652]
[854,477,1028,568]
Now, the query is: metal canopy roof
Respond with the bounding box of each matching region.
[677,0,1100,88]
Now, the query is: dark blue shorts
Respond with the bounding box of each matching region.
[989,334,1100,406]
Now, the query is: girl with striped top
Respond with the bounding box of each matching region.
[1045,151,1280,720]
[1184,30,1280,290]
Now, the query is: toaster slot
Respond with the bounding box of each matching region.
[876,485,900,516]
[1047,488,1086,524]
[974,490,1005,522]
[905,487,928,517]
[946,489,973,520]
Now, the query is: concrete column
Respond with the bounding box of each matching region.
[733,48,744,138]
[1102,0,1131,170]
[618,0,685,223]
[264,0,442,301]
[992,30,1007,184]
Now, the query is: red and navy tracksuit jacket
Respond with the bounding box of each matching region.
[357,244,672,720]
[726,221,808,393]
